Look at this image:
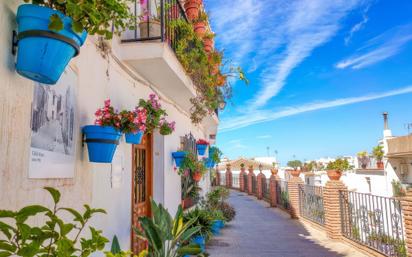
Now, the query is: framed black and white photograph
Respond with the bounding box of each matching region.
[29,67,78,178]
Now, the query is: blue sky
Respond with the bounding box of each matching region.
[204,0,412,165]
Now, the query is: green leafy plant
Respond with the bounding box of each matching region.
[326,158,352,172]
[287,160,302,171]
[133,200,202,257]
[23,0,135,39]
[216,202,236,222]
[104,235,147,257]
[168,18,248,124]
[372,145,384,161]
[209,146,222,164]
[0,187,108,257]
[183,208,214,240]
[206,187,229,208]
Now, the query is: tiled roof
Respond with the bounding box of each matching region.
[217,158,274,170]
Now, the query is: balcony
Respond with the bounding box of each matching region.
[115,0,199,114]
[387,134,412,158]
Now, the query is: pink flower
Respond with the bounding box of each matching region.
[104,113,111,119]
[104,99,111,107]
[115,122,120,128]
[95,119,102,126]
[95,109,102,117]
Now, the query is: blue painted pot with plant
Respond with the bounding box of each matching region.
[15,0,133,85]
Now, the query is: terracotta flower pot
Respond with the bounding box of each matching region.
[290,169,300,177]
[182,197,193,209]
[271,168,278,176]
[203,37,214,53]
[184,0,202,21]
[192,172,202,182]
[193,21,206,38]
[377,161,384,169]
[327,170,342,180]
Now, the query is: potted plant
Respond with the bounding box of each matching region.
[119,108,147,145]
[172,150,188,168]
[193,10,208,38]
[357,151,370,169]
[287,160,302,177]
[326,158,352,180]
[203,32,215,53]
[184,0,202,21]
[83,100,122,163]
[192,161,207,182]
[196,139,209,155]
[15,0,133,85]
[372,145,385,169]
[138,93,175,134]
[209,146,222,165]
[138,0,161,38]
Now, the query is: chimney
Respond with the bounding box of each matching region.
[383,112,392,138]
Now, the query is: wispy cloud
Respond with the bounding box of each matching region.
[256,135,272,139]
[337,24,412,69]
[247,0,367,109]
[344,3,372,45]
[219,85,412,132]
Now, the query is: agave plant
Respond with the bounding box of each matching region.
[133,200,202,257]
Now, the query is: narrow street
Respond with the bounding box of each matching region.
[207,191,367,257]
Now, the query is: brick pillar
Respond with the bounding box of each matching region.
[256,165,264,200]
[269,173,278,207]
[239,166,246,192]
[225,164,232,188]
[401,189,412,256]
[288,173,303,219]
[247,166,254,195]
[324,179,347,239]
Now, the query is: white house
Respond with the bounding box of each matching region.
[0,0,218,254]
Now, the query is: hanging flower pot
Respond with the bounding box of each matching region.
[125,131,144,145]
[203,37,214,53]
[192,171,202,182]
[204,158,215,168]
[196,139,209,155]
[172,151,188,167]
[193,21,206,38]
[83,125,121,163]
[184,0,202,21]
[15,4,87,85]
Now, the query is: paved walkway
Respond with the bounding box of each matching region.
[207,191,368,257]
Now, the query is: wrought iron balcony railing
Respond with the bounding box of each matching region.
[121,0,188,52]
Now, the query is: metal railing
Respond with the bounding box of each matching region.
[252,176,257,195]
[339,191,406,257]
[262,177,270,203]
[121,0,188,52]
[299,185,325,226]
[276,180,289,210]
[232,174,240,189]
[243,173,248,193]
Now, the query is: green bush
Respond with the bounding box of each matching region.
[0,187,108,257]
[183,208,214,240]
[217,202,236,222]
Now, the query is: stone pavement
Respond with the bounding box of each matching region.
[207,191,369,257]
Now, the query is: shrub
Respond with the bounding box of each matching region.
[183,207,214,240]
[326,158,352,172]
[206,186,229,208]
[217,202,236,222]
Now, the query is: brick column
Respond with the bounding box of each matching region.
[401,189,412,256]
[225,164,232,188]
[216,168,220,186]
[288,172,303,219]
[247,166,254,195]
[324,180,347,239]
[269,169,279,207]
[239,166,246,192]
[256,165,264,200]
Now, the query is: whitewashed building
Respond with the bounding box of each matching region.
[0,0,218,254]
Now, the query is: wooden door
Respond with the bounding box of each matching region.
[131,134,152,254]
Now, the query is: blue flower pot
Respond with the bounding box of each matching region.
[204,158,215,168]
[172,151,187,167]
[191,235,205,252]
[196,144,208,155]
[83,125,121,163]
[16,4,87,84]
[216,219,225,228]
[125,131,144,144]
[211,221,221,236]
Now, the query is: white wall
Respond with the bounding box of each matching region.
[0,0,215,253]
